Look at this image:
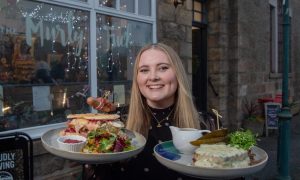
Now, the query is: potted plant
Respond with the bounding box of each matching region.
[241,98,264,136]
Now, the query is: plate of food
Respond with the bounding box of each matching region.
[42,113,146,164]
[154,129,268,179]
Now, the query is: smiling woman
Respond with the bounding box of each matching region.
[137,48,178,108]
[83,43,203,180]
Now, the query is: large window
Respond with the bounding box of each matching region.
[96,15,152,104]
[0,0,155,136]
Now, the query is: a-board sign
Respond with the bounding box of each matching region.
[264,102,281,136]
[0,132,33,180]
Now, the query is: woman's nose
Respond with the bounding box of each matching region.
[149,70,159,81]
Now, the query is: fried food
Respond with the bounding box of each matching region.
[190,136,227,146]
[190,128,228,146]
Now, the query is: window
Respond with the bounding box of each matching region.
[0,0,155,137]
[270,0,291,74]
[270,0,278,73]
[98,0,152,16]
[193,0,207,24]
[120,0,134,13]
[0,1,90,132]
[95,15,152,104]
[139,0,151,16]
[99,0,116,8]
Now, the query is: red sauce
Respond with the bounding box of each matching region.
[63,139,83,143]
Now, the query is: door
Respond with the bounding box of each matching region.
[192,25,207,112]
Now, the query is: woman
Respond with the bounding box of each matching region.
[126,43,200,135]
[84,43,202,180]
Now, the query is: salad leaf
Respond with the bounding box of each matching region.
[228,129,257,150]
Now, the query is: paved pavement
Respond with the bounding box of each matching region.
[248,113,300,180]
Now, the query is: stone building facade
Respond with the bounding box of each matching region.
[31,0,300,178]
[157,0,300,129]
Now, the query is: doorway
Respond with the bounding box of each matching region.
[192,25,207,112]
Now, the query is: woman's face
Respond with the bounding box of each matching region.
[137,48,178,108]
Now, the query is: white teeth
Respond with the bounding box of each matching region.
[148,85,163,89]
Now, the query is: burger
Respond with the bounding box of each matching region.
[60,113,124,137]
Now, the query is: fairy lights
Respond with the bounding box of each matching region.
[96,14,136,78]
[2,106,11,112]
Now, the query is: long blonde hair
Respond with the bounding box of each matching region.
[126,43,200,137]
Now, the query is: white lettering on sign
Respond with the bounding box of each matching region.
[101,24,132,48]
[0,153,16,170]
[25,12,84,56]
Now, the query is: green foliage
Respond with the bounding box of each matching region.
[228,129,257,150]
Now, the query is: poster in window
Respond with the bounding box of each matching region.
[32,86,51,111]
[113,85,125,105]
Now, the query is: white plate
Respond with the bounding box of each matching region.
[42,127,146,164]
[154,141,268,179]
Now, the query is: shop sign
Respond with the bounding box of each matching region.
[25,12,84,56]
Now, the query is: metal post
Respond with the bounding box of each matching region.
[276,0,292,179]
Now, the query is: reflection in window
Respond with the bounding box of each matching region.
[99,0,116,8]
[120,0,134,13]
[0,1,89,84]
[96,14,152,103]
[139,0,151,16]
[0,1,90,132]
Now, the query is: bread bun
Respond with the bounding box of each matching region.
[67,113,120,120]
[68,118,89,126]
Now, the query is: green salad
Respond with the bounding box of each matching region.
[228,129,257,150]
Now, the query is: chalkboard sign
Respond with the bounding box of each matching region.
[0,132,33,180]
[264,102,281,136]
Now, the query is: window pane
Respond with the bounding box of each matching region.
[194,12,202,22]
[0,1,90,132]
[96,14,152,104]
[71,0,88,2]
[120,0,134,13]
[194,1,202,11]
[139,0,151,16]
[99,0,116,8]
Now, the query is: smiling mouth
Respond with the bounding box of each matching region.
[147,85,164,89]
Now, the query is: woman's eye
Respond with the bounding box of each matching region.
[139,69,149,73]
[159,66,169,71]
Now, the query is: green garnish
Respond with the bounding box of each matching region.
[228,130,257,150]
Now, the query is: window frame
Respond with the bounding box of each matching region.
[0,0,156,139]
[269,0,292,76]
[269,0,279,74]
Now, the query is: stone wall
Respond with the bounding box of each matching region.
[291,0,300,105]
[33,140,81,180]
[205,0,300,129]
[157,0,193,82]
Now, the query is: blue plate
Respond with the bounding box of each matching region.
[155,141,181,161]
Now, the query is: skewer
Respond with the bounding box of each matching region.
[212,109,222,130]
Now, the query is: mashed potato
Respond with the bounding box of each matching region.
[193,143,250,168]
